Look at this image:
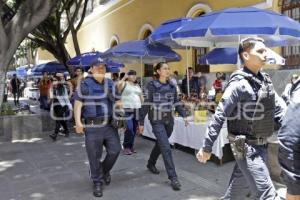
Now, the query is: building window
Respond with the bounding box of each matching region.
[280,0,300,66]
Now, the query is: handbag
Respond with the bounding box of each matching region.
[111,109,126,129]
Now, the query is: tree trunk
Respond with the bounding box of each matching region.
[0,55,12,108]
[0,0,57,109]
[71,29,81,56]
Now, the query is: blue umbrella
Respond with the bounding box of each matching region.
[66,52,100,66]
[27,69,42,76]
[106,66,121,73]
[149,18,193,96]
[149,18,192,48]
[198,47,285,65]
[172,7,300,47]
[32,62,67,73]
[66,51,124,71]
[16,66,27,77]
[102,40,181,86]
[102,40,181,64]
[199,48,238,65]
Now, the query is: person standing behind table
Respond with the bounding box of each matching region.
[212,72,222,93]
[118,70,143,155]
[196,71,207,91]
[278,76,300,200]
[281,73,298,105]
[139,62,189,191]
[181,67,199,97]
[73,58,122,198]
[10,74,21,106]
[48,73,72,141]
[39,71,52,110]
[196,37,286,200]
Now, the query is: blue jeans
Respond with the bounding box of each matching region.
[221,144,280,200]
[40,95,49,110]
[84,125,121,184]
[149,120,177,180]
[123,111,138,149]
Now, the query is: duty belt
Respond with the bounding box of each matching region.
[161,111,172,117]
[85,117,112,125]
[246,137,268,145]
[228,134,268,145]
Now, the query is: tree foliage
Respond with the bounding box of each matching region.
[28,0,89,72]
[0,0,57,106]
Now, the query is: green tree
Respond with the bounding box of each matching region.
[27,0,89,72]
[14,39,38,67]
[0,0,57,107]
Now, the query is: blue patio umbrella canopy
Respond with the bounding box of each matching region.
[102,40,181,64]
[16,66,27,77]
[66,51,124,71]
[32,62,67,73]
[27,68,42,76]
[107,66,121,73]
[172,7,300,47]
[199,48,239,65]
[149,17,192,48]
[199,47,285,65]
[66,52,100,66]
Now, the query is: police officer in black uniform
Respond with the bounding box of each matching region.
[196,37,286,199]
[278,76,300,200]
[139,62,188,191]
[74,58,121,197]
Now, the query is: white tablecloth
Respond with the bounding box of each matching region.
[24,87,40,100]
[143,116,229,159]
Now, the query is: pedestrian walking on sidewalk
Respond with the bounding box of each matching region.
[117,70,143,155]
[278,76,300,200]
[196,37,286,200]
[74,58,121,198]
[139,62,189,191]
[48,73,72,141]
[10,74,21,106]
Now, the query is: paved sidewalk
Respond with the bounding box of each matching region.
[0,131,287,200]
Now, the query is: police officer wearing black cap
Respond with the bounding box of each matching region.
[74,58,121,197]
[139,62,188,191]
[278,76,300,200]
[196,37,286,199]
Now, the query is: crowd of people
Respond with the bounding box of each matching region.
[3,37,300,199]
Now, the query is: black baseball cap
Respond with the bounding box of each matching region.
[127,70,137,75]
[90,57,107,67]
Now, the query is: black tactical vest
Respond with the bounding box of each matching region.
[148,80,176,122]
[227,71,275,138]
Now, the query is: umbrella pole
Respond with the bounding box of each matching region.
[140,57,143,87]
[237,35,241,69]
[186,46,190,97]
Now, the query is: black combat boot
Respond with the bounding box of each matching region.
[93,182,103,197]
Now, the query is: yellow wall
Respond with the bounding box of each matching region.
[59,0,281,75]
[37,49,55,63]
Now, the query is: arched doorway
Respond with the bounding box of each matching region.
[110,40,118,48]
[139,24,154,77]
[109,35,119,48]
[186,3,212,73]
[280,0,300,68]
